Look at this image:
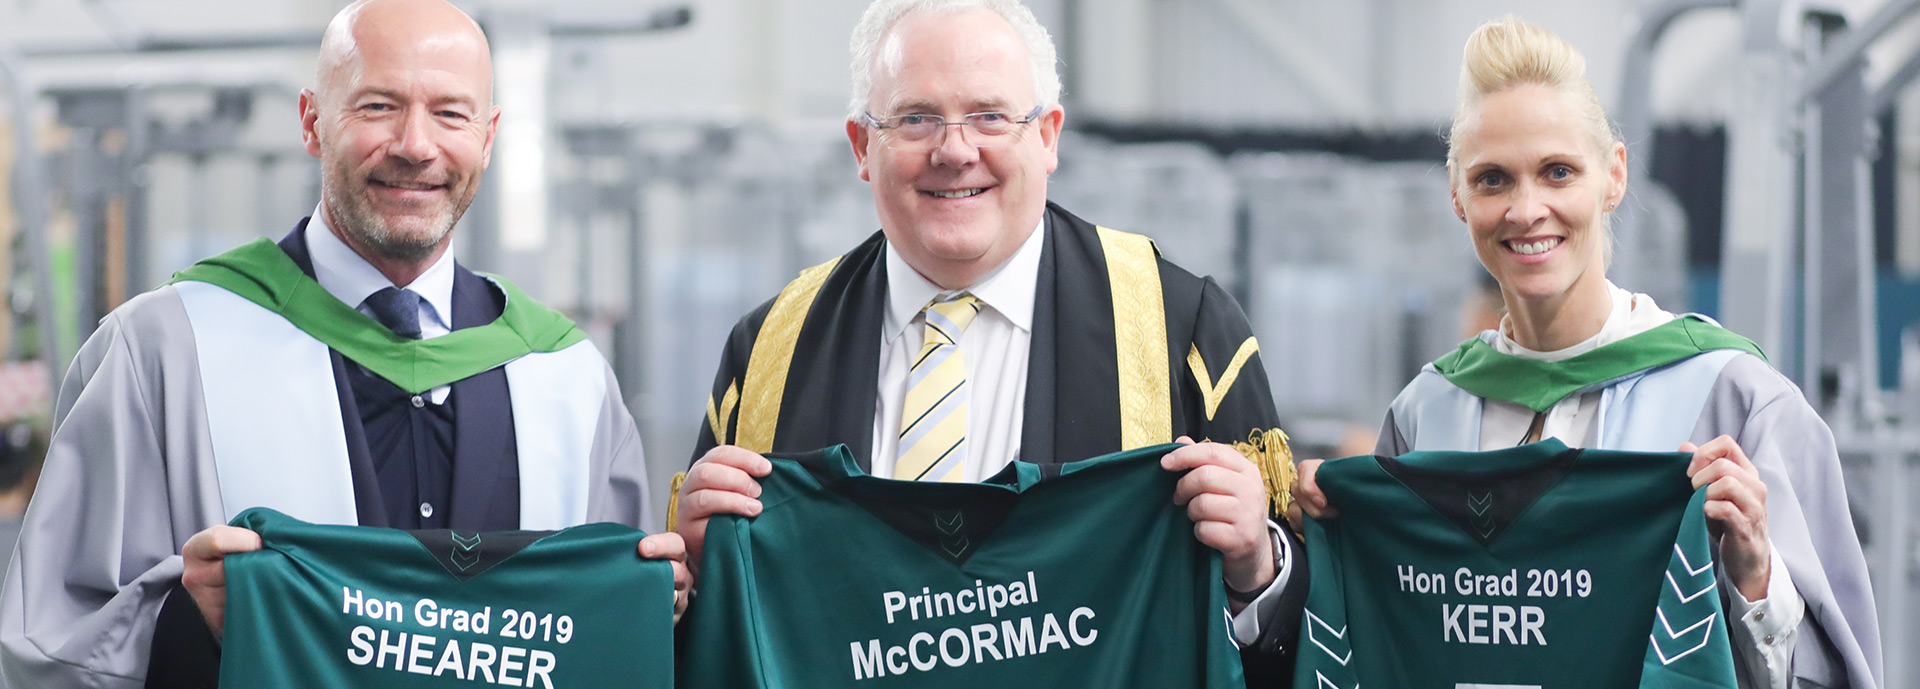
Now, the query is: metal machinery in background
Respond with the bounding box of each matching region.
[549,120,874,494]
[1622,0,1920,681]
[45,81,307,351]
[0,45,58,404]
[1050,134,1240,284]
[1232,152,1465,444]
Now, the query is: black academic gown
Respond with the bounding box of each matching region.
[693,202,1304,686]
[145,219,523,688]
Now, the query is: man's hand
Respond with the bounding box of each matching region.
[180,525,263,639]
[1162,437,1275,603]
[674,445,772,573]
[1288,458,1333,531]
[637,533,693,624]
[1681,435,1772,601]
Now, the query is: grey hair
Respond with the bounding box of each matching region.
[847,0,1062,120]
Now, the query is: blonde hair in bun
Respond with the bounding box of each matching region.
[1447,15,1618,176]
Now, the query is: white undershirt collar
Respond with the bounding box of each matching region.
[883,216,1044,343]
[306,206,455,332]
[1495,282,1672,361]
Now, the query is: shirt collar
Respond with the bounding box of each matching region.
[306,207,455,330]
[883,215,1045,342]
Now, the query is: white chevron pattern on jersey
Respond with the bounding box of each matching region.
[1651,543,1719,665]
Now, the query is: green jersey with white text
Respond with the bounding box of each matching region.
[1296,440,1736,689]
[218,508,675,689]
[677,444,1244,689]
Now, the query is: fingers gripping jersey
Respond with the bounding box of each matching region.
[220,508,675,688]
[678,444,1245,689]
[1296,440,1737,689]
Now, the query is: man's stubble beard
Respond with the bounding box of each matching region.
[319,156,473,264]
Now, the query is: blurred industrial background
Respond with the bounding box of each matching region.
[0,0,1917,676]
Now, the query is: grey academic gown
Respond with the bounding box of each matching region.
[0,282,651,688]
[1380,347,1882,689]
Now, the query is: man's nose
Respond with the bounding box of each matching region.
[389,106,438,164]
[928,122,981,168]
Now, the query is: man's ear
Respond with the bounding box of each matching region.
[480,105,502,168]
[848,118,873,182]
[1037,105,1065,174]
[300,89,324,159]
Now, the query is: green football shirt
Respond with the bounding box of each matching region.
[678,444,1244,688]
[1296,439,1737,689]
[219,508,675,688]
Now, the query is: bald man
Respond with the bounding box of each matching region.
[0,1,684,686]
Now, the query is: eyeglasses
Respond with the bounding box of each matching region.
[861,105,1046,148]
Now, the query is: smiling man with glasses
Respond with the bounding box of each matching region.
[673,1,1306,685]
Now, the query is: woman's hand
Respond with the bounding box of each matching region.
[1681,435,1772,601]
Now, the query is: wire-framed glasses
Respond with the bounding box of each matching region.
[861,105,1046,148]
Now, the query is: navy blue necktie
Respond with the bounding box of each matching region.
[362,287,423,340]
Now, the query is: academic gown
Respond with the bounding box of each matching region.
[691,202,1305,685]
[1378,318,1882,689]
[0,221,652,689]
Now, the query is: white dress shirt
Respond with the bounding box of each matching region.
[867,217,1290,646]
[869,221,1041,478]
[306,210,457,404]
[1482,282,1802,689]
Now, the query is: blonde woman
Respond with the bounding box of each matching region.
[1293,17,1879,689]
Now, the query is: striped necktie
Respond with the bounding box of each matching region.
[896,294,983,482]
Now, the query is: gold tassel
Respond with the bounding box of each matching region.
[1234,428,1296,520]
[666,472,688,532]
